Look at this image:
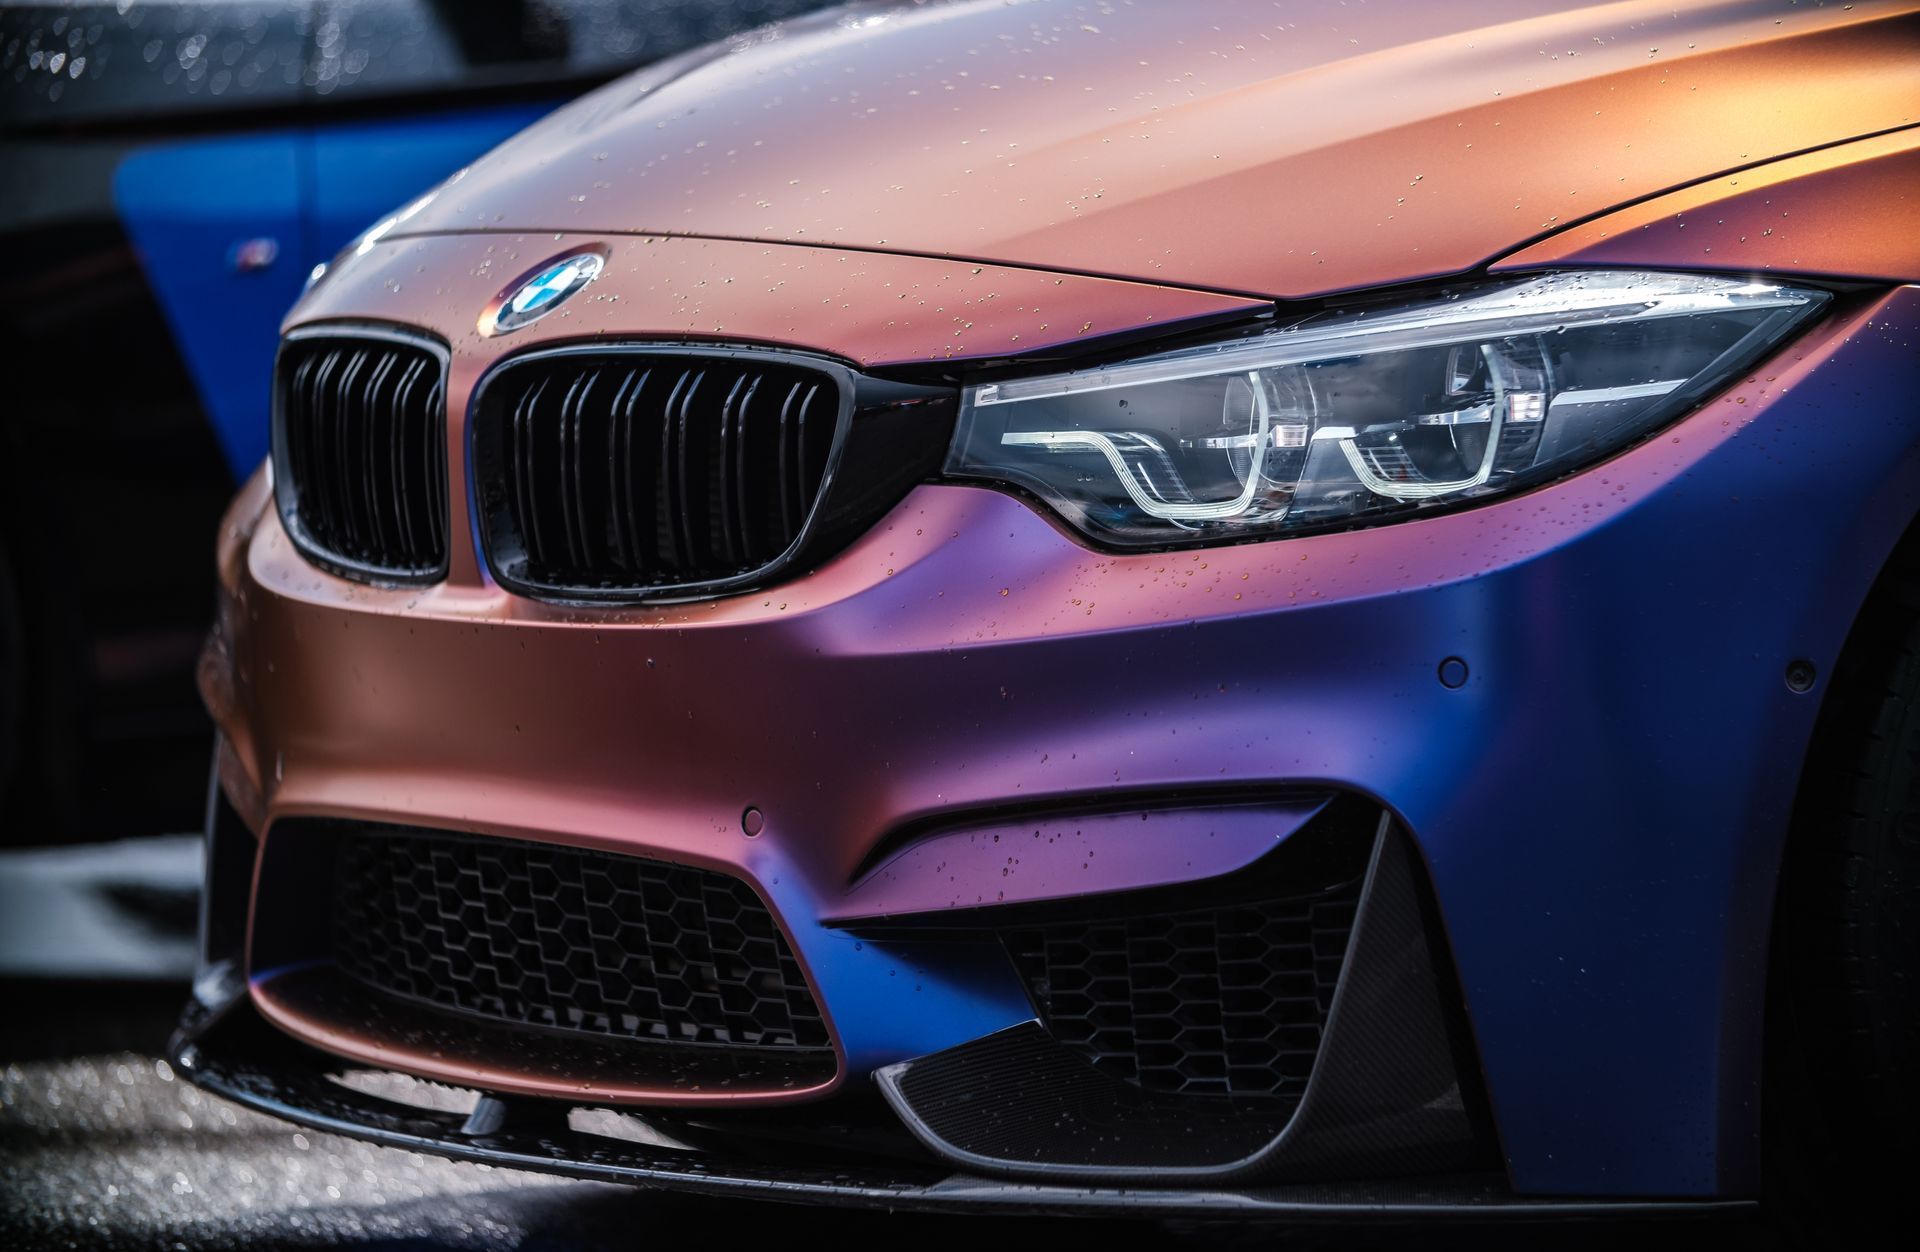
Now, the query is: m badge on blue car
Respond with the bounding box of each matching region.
[483,249,607,335]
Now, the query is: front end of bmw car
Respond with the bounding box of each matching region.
[174,0,1920,1218]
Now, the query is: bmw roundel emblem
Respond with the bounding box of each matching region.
[484,249,606,336]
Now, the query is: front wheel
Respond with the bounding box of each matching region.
[1771,557,1920,1228]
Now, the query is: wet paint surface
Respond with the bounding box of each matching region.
[294,228,1266,369]
[207,290,1920,1196]
[828,798,1329,918]
[167,0,1920,1210]
[1497,128,1920,283]
[387,0,1920,297]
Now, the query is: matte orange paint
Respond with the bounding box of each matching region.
[387,0,1920,298]
[1497,127,1920,283]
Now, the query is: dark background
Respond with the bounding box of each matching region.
[0,0,839,845]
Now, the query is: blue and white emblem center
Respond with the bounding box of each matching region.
[488,251,606,335]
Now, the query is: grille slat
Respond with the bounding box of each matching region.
[732,374,760,567]
[275,334,449,580]
[316,349,349,550]
[558,369,592,570]
[512,375,547,569]
[478,352,845,597]
[378,355,405,555]
[389,356,426,556]
[332,830,831,1054]
[777,378,804,540]
[600,369,631,574]
[793,382,821,539]
[287,351,322,530]
[426,373,448,556]
[659,369,690,570]
[350,350,377,553]
[326,351,352,547]
[673,368,703,570]
[359,351,397,559]
[715,373,746,567]
[612,367,648,577]
[335,349,370,555]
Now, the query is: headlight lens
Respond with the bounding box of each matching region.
[945,271,1826,547]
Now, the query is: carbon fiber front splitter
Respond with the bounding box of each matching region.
[169,996,1755,1221]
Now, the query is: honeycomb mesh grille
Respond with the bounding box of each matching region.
[331,830,829,1053]
[1004,885,1360,1100]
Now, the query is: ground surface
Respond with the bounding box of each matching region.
[0,840,1778,1250]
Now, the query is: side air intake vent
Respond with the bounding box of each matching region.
[472,345,955,602]
[878,819,1498,1182]
[272,329,449,582]
[1004,888,1357,1100]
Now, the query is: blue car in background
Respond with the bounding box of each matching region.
[0,1,837,840]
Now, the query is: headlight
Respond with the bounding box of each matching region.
[945,271,1827,547]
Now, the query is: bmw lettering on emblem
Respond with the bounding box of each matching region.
[483,250,606,336]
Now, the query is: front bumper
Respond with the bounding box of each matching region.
[193,276,1920,1202]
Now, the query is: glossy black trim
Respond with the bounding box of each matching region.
[270,323,453,586]
[197,743,255,974]
[468,341,954,605]
[168,997,1753,1220]
[876,818,1495,1183]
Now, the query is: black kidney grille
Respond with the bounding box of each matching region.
[479,354,842,593]
[276,336,448,578]
[1004,884,1360,1100]
[332,830,830,1053]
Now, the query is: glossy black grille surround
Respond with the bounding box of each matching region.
[271,325,450,583]
[1004,884,1359,1100]
[330,828,830,1055]
[470,344,956,602]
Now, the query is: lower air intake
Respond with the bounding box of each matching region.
[1004,887,1358,1100]
[330,829,829,1054]
[879,817,1497,1182]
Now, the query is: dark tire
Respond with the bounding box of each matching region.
[1771,552,1920,1230]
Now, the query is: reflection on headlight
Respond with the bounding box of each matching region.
[948,271,1826,546]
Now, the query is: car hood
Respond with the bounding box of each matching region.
[393,0,1919,300]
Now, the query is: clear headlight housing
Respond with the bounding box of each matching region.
[945,271,1827,547]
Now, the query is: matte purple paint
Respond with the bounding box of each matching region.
[829,798,1329,920]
